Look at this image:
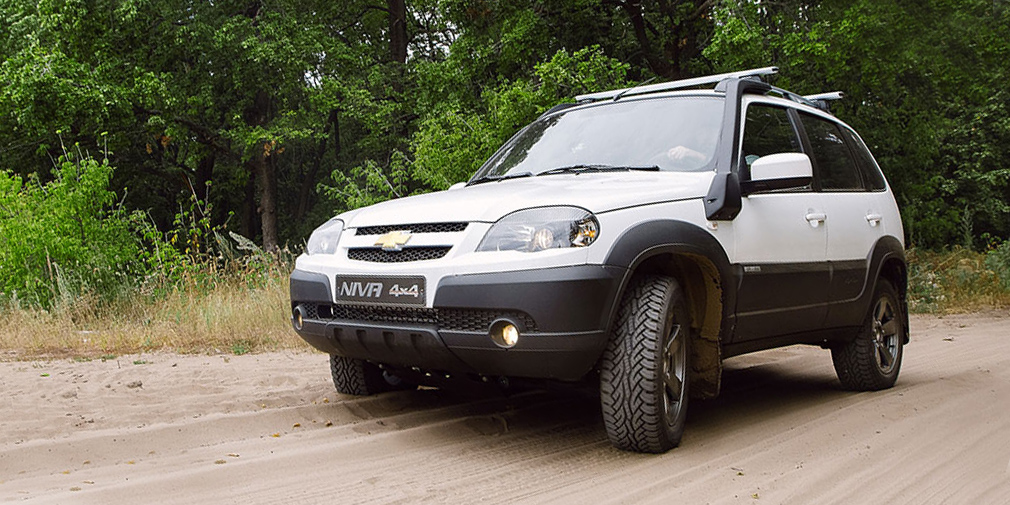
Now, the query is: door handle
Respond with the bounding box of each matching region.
[865,213,882,227]
[805,212,827,228]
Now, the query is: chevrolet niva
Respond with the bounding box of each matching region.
[289,67,908,453]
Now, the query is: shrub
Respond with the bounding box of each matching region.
[0,152,158,308]
[985,240,1010,291]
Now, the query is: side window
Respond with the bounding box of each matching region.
[841,128,886,190]
[798,112,863,191]
[741,104,801,168]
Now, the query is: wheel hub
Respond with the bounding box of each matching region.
[871,298,899,374]
[662,324,686,425]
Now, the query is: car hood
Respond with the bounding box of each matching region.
[343,171,714,227]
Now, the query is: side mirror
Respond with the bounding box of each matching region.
[448,182,467,191]
[741,152,813,195]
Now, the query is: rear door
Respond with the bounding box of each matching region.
[795,112,889,327]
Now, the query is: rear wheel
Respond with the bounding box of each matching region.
[600,275,691,453]
[329,355,413,395]
[831,279,905,390]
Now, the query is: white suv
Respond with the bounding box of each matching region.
[289,67,908,453]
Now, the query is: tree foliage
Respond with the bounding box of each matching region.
[0,0,1007,275]
[0,149,156,308]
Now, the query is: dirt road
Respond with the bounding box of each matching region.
[2,313,1009,504]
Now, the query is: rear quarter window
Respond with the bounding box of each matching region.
[842,128,887,191]
[798,112,864,192]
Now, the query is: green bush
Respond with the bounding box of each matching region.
[985,241,1010,290]
[0,153,157,308]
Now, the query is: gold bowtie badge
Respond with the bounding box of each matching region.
[374,230,411,251]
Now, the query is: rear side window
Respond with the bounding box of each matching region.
[798,112,863,191]
[841,128,886,190]
[741,104,802,168]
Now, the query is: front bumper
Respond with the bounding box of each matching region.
[290,264,625,381]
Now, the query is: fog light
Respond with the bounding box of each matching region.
[292,305,307,331]
[489,319,521,348]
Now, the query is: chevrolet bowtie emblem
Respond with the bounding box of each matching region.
[375,230,411,251]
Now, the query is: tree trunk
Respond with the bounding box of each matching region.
[620,0,677,79]
[241,170,257,240]
[388,0,408,65]
[195,152,215,204]
[296,109,339,222]
[243,88,278,252]
[255,152,279,252]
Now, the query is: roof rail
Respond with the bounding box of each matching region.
[575,66,779,102]
[764,86,843,113]
[804,91,845,102]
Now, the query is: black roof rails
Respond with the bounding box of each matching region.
[575,66,778,102]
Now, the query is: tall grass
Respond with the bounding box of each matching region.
[0,257,305,359]
[907,246,1010,313]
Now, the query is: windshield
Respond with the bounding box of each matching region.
[472,96,725,181]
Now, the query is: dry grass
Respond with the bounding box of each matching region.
[907,247,1010,313]
[0,269,309,360]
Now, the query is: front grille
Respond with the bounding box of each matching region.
[302,304,319,320]
[355,222,468,236]
[308,304,538,332]
[347,247,450,263]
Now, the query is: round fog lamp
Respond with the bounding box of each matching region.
[292,305,306,331]
[489,319,521,348]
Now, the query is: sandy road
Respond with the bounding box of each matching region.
[2,313,1009,504]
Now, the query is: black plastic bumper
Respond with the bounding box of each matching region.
[289,265,626,381]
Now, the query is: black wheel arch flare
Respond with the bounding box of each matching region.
[602,219,739,398]
[863,236,910,344]
[603,219,738,331]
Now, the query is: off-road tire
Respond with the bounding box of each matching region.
[831,279,905,391]
[600,275,691,453]
[329,354,393,396]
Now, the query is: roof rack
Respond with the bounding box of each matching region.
[804,91,844,102]
[764,87,845,113]
[801,91,844,113]
[575,66,779,102]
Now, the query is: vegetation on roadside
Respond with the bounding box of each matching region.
[0,151,301,359]
[0,257,298,360]
[908,244,1010,313]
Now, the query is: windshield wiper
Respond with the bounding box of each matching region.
[538,164,659,176]
[468,171,533,186]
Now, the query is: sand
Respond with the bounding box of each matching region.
[2,313,1009,504]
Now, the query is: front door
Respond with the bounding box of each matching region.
[731,100,829,342]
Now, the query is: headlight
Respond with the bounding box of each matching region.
[306,219,344,255]
[477,207,599,252]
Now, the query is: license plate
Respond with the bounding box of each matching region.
[332,276,426,306]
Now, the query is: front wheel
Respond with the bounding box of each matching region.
[329,355,413,396]
[600,275,691,453]
[831,279,906,391]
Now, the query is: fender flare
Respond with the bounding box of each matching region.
[604,220,736,314]
[864,236,909,341]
